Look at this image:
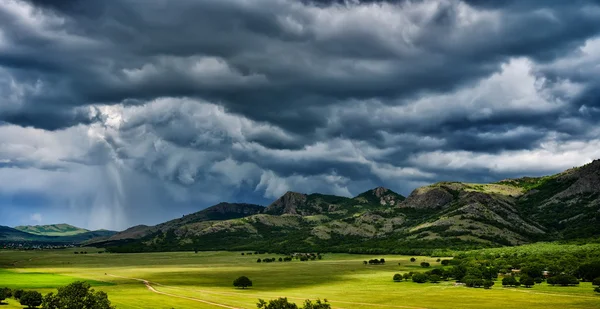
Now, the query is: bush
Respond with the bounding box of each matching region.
[595,286,600,294]
[593,277,600,287]
[483,280,495,289]
[20,291,42,308]
[233,276,253,289]
[412,273,429,283]
[410,258,416,262]
[534,277,543,284]
[441,259,450,266]
[429,275,441,283]
[393,274,402,282]
[420,262,430,268]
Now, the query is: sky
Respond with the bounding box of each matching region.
[1,0,600,231]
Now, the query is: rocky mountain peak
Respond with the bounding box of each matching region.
[264,191,308,215]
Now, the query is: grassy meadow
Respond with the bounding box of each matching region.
[0,249,598,309]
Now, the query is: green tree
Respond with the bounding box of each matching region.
[393,274,402,282]
[592,277,600,287]
[233,276,253,289]
[483,280,495,289]
[14,289,24,300]
[520,276,535,288]
[41,292,60,309]
[441,260,450,266]
[595,286,600,294]
[20,291,43,308]
[420,262,430,268]
[429,275,441,283]
[410,258,416,262]
[257,297,298,309]
[0,288,9,304]
[42,281,114,309]
[534,277,543,285]
[302,299,331,309]
[502,276,518,287]
[412,273,429,283]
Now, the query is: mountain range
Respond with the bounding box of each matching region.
[91,160,600,254]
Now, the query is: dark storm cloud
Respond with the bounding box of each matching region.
[1,0,600,229]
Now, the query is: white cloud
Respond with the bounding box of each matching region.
[29,212,42,224]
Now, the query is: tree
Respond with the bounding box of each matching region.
[593,277,600,287]
[548,274,579,286]
[393,274,403,282]
[257,259,262,263]
[14,289,24,300]
[412,273,429,283]
[257,297,298,309]
[410,258,416,262]
[302,299,331,309]
[379,258,385,264]
[441,260,451,266]
[42,281,114,309]
[41,292,60,309]
[502,276,518,287]
[534,277,543,285]
[429,275,441,283]
[420,262,430,268]
[0,287,10,304]
[463,276,484,288]
[595,287,600,294]
[520,276,535,288]
[20,291,43,308]
[403,273,412,280]
[233,276,253,289]
[483,280,495,289]
[363,261,367,265]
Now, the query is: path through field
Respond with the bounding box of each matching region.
[106,273,430,309]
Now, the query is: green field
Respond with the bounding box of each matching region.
[0,249,598,309]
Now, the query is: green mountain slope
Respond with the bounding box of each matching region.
[94,160,600,254]
[15,224,89,236]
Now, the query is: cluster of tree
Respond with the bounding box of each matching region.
[256,256,302,263]
[0,282,113,309]
[546,275,580,286]
[256,298,330,309]
[0,287,43,308]
[364,258,385,265]
[73,251,88,254]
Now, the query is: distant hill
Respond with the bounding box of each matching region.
[1,225,118,244]
[15,224,89,236]
[89,160,600,255]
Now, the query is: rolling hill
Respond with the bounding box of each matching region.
[14,224,89,236]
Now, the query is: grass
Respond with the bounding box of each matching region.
[0,249,599,309]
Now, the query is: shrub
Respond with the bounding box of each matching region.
[410,258,416,262]
[393,274,402,282]
[257,259,262,263]
[420,262,430,268]
[595,286,600,294]
[440,259,451,266]
[483,280,495,289]
[429,275,441,283]
[534,277,543,284]
[593,277,600,287]
[233,276,253,289]
[412,273,429,283]
[463,276,484,288]
[20,291,42,308]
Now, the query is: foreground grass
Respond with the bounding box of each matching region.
[0,249,598,309]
